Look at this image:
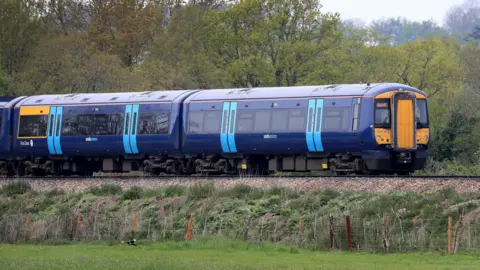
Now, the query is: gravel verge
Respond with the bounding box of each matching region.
[2,177,480,193]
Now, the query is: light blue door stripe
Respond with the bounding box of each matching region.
[123,105,132,154]
[313,99,324,152]
[227,102,238,153]
[47,106,57,155]
[220,102,231,153]
[306,100,316,152]
[130,104,140,154]
[54,106,63,155]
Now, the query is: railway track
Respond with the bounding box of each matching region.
[2,174,480,194]
[1,174,480,181]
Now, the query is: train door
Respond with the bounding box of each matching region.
[47,106,63,155]
[392,92,416,150]
[306,98,324,152]
[220,101,237,153]
[123,104,139,154]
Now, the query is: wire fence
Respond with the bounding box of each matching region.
[1,211,479,254]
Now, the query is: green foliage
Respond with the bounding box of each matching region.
[187,183,216,200]
[88,184,123,196]
[122,186,142,200]
[164,185,187,198]
[0,0,479,168]
[0,181,31,196]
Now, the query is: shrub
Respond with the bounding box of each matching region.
[187,182,216,200]
[122,186,142,200]
[46,188,65,197]
[88,184,122,196]
[0,181,31,196]
[165,185,187,197]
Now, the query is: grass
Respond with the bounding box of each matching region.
[0,238,478,270]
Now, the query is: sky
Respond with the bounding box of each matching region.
[320,0,462,25]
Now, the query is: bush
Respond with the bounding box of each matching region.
[122,186,142,200]
[0,181,31,196]
[165,185,187,197]
[46,188,65,197]
[187,182,216,200]
[88,184,122,196]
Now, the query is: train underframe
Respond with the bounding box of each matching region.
[0,149,428,177]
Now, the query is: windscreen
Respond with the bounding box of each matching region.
[374,99,391,128]
[416,99,429,128]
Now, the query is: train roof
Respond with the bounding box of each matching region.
[0,96,17,108]
[18,90,196,106]
[185,83,426,102]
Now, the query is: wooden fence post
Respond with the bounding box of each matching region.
[329,216,336,249]
[448,216,453,254]
[75,214,83,240]
[298,216,304,245]
[345,216,352,251]
[185,215,193,241]
[384,216,391,252]
[25,212,32,240]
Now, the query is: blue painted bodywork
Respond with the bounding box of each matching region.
[13,91,196,158]
[183,83,427,156]
[4,83,427,167]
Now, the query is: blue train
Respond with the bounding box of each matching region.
[0,83,429,176]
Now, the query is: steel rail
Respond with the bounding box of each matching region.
[1,174,480,181]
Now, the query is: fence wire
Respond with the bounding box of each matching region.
[1,212,479,253]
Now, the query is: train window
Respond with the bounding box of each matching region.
[271,110,288,132]
[307,108,314,132]
[374,99,391,128]
[49,114,55,136]
[221,111,228,133]
[94,114,124,136]
[323,107,350,131]
[138,112,169,135]
[77,114,95,135]
[188,111,203,134]
[352,98,361,131]
[237,111,254,133]
[203,111,221,133]
[132,113,137,135]
[18,115,48,137]
[288,109,306,132]
[125,113,130,135]
[61,115,77,136]
[254,110,270,132]
[416,99,429,128]
[229,110,236,133]
[56,116,61,136]
[315,108,322,132]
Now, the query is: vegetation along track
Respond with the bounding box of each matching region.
[2,175,480,194]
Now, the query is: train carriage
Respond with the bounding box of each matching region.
[0,82,429,177]
[183,83,429,175]
[11,90,196,176]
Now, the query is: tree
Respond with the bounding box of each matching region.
[460,43,480,98]
[370,17,448,45]
[202,0,341,87]
[0,0,50,75]
[86,0,164,68]
[11,34,137,95]
[444,0,480,42]
[389,39,464,97]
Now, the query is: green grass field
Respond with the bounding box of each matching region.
[0,239,478,270]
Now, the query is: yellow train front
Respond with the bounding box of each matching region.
[361,86,429,174]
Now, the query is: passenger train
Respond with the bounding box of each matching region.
[0,83,429,176]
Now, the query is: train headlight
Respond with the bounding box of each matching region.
[376,136,381,141]
[424,136,428,141]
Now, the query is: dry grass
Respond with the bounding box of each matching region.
[1,177,480,194]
